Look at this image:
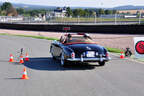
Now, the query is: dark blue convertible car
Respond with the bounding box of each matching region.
[50,33,110,67]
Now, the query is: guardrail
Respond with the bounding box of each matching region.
[0,23,144,34]
[0,16,143,25]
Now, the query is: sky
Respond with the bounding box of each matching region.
[1,0,144,8]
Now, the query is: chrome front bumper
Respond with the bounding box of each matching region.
[67,57,111,62]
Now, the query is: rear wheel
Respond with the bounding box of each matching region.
[50,46,56,60]
[60,52,67,67]
[98,61,105,66]
[51,52,56,60]
[52,56,56,60]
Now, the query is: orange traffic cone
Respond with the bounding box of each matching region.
[9,54,14,62]
[21,67,29,79]
[120,51,125,59]
[25,53,29,61]
[19,56,24,64]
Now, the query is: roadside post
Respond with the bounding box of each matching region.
[77,16,80,24]
[134,37,144,58]
[95,14,97,24]
[138,9,143,25]
[115,13,117,25]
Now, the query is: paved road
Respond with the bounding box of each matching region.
[0,35,144,96]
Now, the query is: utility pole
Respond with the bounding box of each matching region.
[115,13,117,25]
[139,9,142,25]
[77,16,80,24]
[94,14,97,24]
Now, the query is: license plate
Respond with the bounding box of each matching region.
[86,51,95,57]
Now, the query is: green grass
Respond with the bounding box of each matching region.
[0,33,59,40]
[0,33,123,53]
[52,17,144,22]
[15,34,59,40]
[106,47,123,53]
[0,33,9,35]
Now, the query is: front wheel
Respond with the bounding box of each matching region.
[98,61,105,66]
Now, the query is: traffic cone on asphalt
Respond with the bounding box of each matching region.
[120,51,125,59]
[19,56,24,64]
[9,54,14,62]
[25,53,29,61]
[21,67,29,79]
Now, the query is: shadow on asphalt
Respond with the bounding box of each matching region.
[5,78,21,80]
[24,57,99,71]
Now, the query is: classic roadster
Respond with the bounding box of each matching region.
[50,33,110,66]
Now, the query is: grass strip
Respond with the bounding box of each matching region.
[0,33,59,40]
[106,47,123,53]
[15,34,59,40]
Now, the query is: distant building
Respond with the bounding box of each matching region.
[0,16,23,22]
[123,15,137,18]
[46,7,67,18]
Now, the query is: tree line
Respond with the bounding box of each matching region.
[16,7,117,17]
[0,2,117,17]
[66,7,117,17]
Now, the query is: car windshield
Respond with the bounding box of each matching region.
[66,35,94,43]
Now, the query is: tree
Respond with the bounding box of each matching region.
[73,9,79,17]
[17,8,25,15]
[1,2,13,11]
[66,7,73,17]
[1,2,17,16]
[112,10,117,14]
[30,10,39,16]
[6,7,18,16]
[105,10,113,15]
[99,8,105,15]
[84,9,90,17]
[73,8,85,17]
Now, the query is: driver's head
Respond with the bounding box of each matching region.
[67,34,72,38]
[67,34,72,40]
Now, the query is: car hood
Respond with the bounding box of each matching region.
[67,44,106,54]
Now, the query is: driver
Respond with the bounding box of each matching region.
[66,34,72,43]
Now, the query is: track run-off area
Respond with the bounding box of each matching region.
[0,32,144,96]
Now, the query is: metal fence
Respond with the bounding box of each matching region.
[0,15,143,25]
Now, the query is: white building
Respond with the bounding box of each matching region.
[123,15,137,18]
[46,7,67,18]
[0,16,23,22]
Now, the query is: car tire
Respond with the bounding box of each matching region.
[51,52,56,60]
[52,56,56,60]
[60,52,67,67]
[99,61,105,66]
[50,46,56,60]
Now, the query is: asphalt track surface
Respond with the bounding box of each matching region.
[1,35,144,96]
